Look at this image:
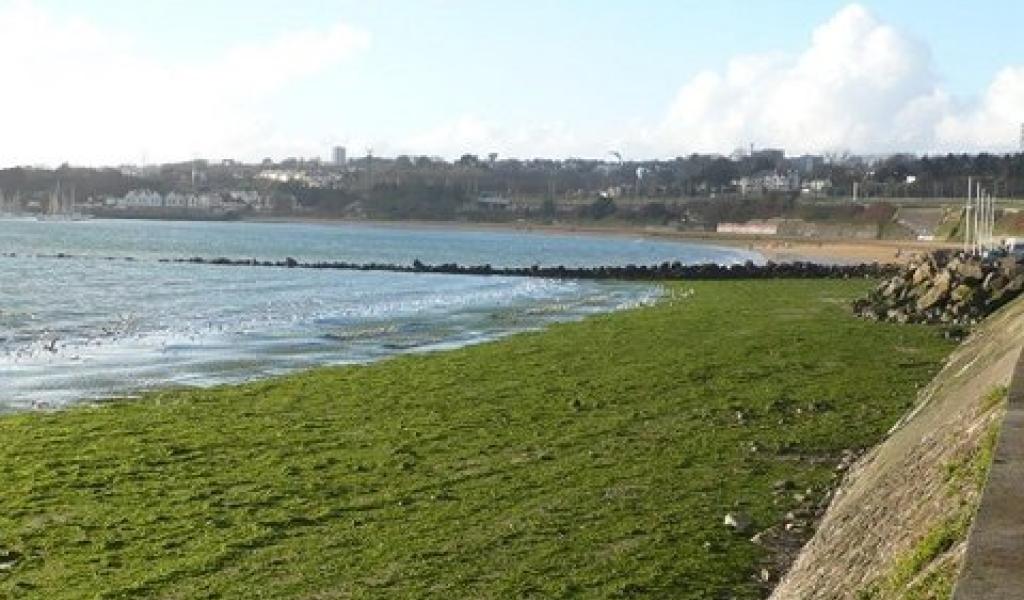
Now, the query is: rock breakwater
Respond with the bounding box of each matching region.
[853,251,1024,326]
[162,256,896,281]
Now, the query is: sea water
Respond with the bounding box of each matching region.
[0,219,759,409]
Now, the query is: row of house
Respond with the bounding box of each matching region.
[734,172,832,195]
[103,190,279,212]
[256,169,350,188]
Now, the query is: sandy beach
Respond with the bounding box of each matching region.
[700,236,955,265]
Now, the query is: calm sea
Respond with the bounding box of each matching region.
[0,219,759,410]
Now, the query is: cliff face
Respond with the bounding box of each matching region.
[771,297,1024,599]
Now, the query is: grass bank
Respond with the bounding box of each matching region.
[0,280,952,599]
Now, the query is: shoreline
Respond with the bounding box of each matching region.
[12,213,952,265]
[243,215,957,265]
[0,217,770,411]
[0,279,952,598]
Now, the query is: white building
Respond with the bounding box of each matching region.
[717,220,781,235]
[737,172,801,195]
[116,189,163,208]
[111,190,230,211]
[257,169,312,184]
[801,179,832,194]
[164,192,189,208]
[164,192,223,210]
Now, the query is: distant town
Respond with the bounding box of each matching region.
[2,147,1023,239]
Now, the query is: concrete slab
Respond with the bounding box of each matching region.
[954,348,1024,599]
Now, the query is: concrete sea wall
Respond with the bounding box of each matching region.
[772,295,1024,598]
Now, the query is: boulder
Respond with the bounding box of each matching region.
[956,259,985,282]
[911,262,934,285]
[881,276,904,298]
[916,271,951,311]
[854,251,1024,327]
[1000,258,1023,279]
[951,284,974,305]
[988,274,1008,293]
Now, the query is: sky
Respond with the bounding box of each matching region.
[0,0,1022,166]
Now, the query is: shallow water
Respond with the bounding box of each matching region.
[0,219,759,409]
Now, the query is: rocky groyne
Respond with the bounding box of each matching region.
[159,256,897,281]
[852,251,1024,326]
[1,250,902,281]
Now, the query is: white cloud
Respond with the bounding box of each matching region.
[1,2,1021,164]
[0,1,370,166]
[654,3,1023,156]
[399,4,1023,160]
[660,5,937,153]
[937,66,1024,150]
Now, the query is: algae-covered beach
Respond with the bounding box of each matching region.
[0,280,952,599]
[4,2,1024,596]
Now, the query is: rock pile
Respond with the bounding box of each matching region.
[853,251,1024,326]
[161,256,898,282]
[3,251,899,281]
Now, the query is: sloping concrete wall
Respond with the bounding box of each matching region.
[771,297,1024,599]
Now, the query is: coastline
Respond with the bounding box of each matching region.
[0,279,952,598]
[0,217,752,410]
[243,215,957,265]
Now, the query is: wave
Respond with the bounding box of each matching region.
[1,218,733,409]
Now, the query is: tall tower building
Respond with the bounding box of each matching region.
[332,146,347,166]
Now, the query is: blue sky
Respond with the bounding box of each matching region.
[2,1,1023,164]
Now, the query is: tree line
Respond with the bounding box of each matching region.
[2,152,1022,224]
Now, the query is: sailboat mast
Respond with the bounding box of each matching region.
[51,181,60,215]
